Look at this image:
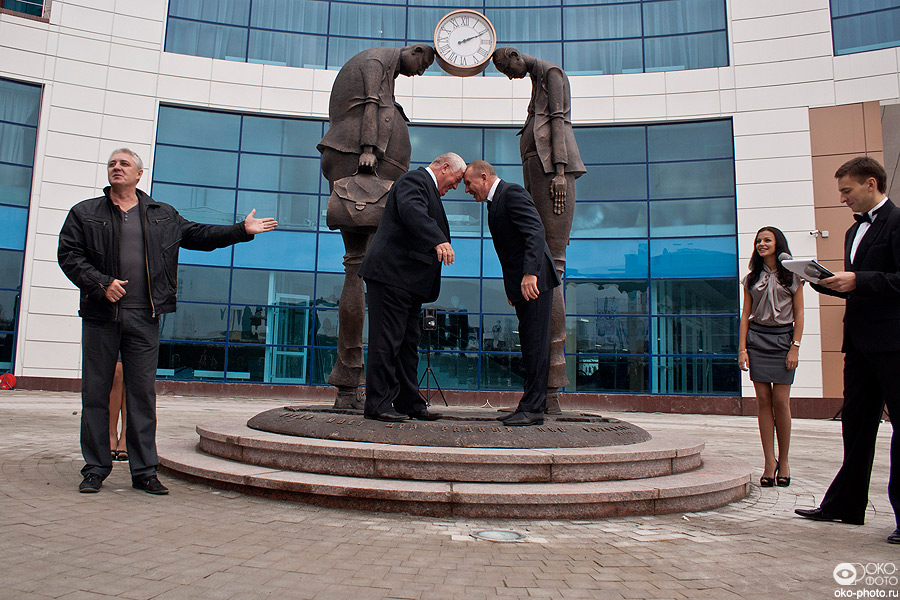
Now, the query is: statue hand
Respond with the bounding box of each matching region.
[358,149,377,173]
[551,174,567,215]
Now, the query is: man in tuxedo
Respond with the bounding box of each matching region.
[463,161,560,426]
[795,157,900,544]
[359,153,465,422]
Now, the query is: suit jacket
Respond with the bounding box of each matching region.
[359,168,450,302]
[316,47,411,173]
[488,180,561,304]
[813,198,900,352]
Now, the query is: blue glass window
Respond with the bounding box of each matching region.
[2,0,44,17]
[152,107,738,394]
[832,0,900,54]
[164,0,729,75]
[0,78,40,372]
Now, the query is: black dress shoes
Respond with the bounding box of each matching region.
[132,476,169,495]
[364,410,409,422]
[794,507,864,525]
[78,473,102,493]
[405,409,441,421]
[502,411,544,426]
[887,528,900,544]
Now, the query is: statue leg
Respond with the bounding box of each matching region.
[525,159,575,412]
[329,230,372,409]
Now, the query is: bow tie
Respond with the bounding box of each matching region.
[854,212,872,224]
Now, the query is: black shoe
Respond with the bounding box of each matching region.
[78,473,102,493]
[502,411,544,426]
[794,507,863,525]
[759,476,775,487]
[132,476,169,495]
[364,410,409,422]
[888,529,900,544]
[405,409,441,421]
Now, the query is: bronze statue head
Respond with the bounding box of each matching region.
[398,45,436,77]
[492,47,528,79]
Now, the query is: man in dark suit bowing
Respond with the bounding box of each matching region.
[464,160,561,426]
[795,157,900,544]
[360,152,466,422]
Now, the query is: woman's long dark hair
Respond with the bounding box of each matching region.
[746,226,793,287]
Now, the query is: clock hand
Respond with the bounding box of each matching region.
[457,35,479,44]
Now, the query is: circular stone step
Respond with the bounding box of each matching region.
[158,436,750,519]
[197,421,703,483]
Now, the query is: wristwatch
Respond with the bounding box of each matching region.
[791,340,801,347]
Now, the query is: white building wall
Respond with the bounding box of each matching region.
[2,0,898,396]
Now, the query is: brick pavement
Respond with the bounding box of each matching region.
[0,390,897,599]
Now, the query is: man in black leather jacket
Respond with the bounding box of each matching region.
[58,148,277,495]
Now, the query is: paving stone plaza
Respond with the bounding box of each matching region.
[1,390,896,599]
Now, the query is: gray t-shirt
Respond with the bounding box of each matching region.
[118,204,150,308]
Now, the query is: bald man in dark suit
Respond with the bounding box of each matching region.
[464,160,560,426]
[360,152,465,422]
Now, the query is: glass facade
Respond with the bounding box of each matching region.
[0,78,40,372]
[152,105,738,394]
[0,0,43,17]
[164,0,729,75]
[832,0,900,54]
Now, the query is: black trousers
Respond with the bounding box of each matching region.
[81,308,160,481]
[363,279,427,416]
[513,289,553,414]
[820,345,900,526]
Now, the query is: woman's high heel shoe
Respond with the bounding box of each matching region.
[760,459,777,487]
[774,461,790,486]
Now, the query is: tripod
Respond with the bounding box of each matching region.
[418,345,448,406]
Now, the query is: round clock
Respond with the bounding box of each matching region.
[433,10,497,77]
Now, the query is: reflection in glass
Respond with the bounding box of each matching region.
[425,278,481,314]
[649,237,736,279]
[0,163,34,207]
[0,250,24,287]
[652,316,737,355]
[241,116,323,156]
[481,315,520,352]
[652,356,739,394]
[649,197,735,238]
[164,19,249,62]
[566,280,648,315]
[177,265,231,303]
[576,164,647,201]
[444,200,482,237]
[567,239,648,279]
[160,303,228,342]
[154,147,238,187]
[571,354,649,393]
[157,342,227,380]
[157,106,241,150]
[418,351,480,390]
[153,184,236,225]
[481,353,524,390]
[571,201,647,238]
[481,279,516,314]
[652,279,738,315]
[230,269,314,306]
[567,316,648,353]
[648,159,734,199]
[239,154,320,194]
[237,191,319,230]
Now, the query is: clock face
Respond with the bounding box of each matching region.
[433,10,496,77]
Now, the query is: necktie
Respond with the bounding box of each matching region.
[854,212,871,224]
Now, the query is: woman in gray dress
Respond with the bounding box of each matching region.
[738,226,804,488]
